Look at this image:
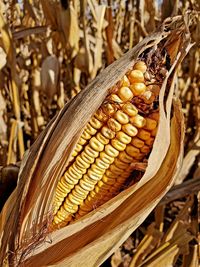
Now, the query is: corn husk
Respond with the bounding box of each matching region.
[0,15,192,266]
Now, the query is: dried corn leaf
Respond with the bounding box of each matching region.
[0,15,192,266]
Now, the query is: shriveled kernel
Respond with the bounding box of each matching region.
[105,144,119,157]
[122,103,138,117]
[94,110,108,122]
[144,118,157,130]
[109,94,123,103]
[128,69,144,83]
[89,137,104,152]
[126,145,140,157]
[114,110,129,124]
[117,86,133,101]
[130,83,146,96]
[101,126,116,139]
[130,114,146,128]
[137,129,151,140]
[122,123,138,137]
[133,61,147,73]
[96,132,109,145]
[107,118,122,132]
[111,139,126,151]
[90,117,103,129]
[116,131,132,144]
[131,137,145,148]
[103,103,115,116]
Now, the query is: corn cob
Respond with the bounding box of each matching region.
[53,60,161,226]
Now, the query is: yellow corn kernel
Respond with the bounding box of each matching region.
[116,131,132,144]
[130,83,146,95]
[78,137,87,145]
[122,123,138,137]
[128,69,145,83]
[87,169,102,181]
[111,139,127,151]
[118,86,134,101]
[89,137,104,152]
[100,151,115,164]
[114,110,129,124]
[133,61,147,73]
[81,151,95,164]
[105,144,120,157]
[90,117,103,129]
[81,130,91,140]
[96,132,109,145]
[122,103,138,117]
[76,155,90,169]
[95,158,110,169]
[85,124,97,135]
[101,126,116,139]
[85,145,99,158]
[130,114,146,128]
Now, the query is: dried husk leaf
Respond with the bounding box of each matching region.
[0,15,192,266]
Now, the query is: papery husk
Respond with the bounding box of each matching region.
[0,15,192,266]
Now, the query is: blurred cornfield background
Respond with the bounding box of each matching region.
[0,0,199,266]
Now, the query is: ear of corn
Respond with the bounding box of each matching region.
[52,60,161,227]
